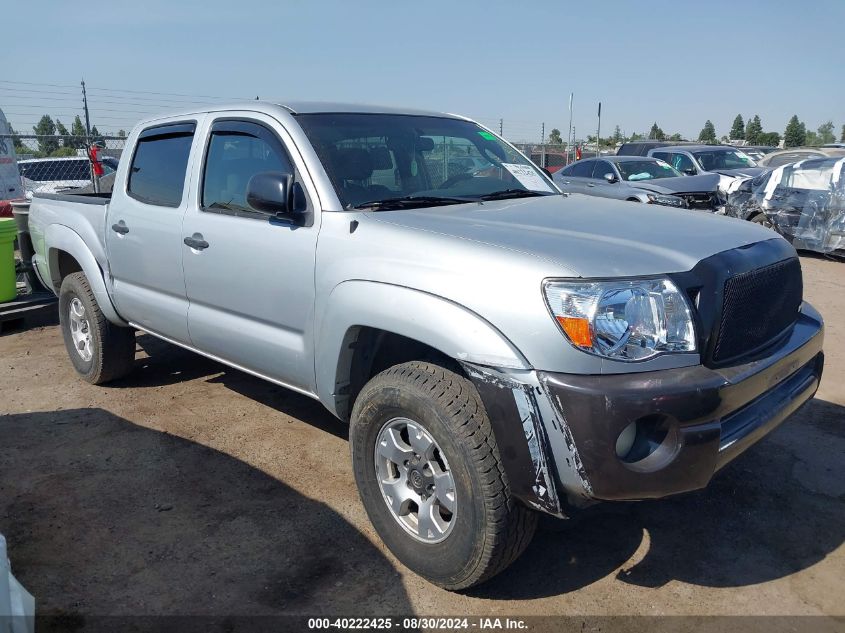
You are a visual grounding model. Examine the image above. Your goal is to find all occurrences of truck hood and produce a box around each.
[631,173,720,195]
[369,194,780,278]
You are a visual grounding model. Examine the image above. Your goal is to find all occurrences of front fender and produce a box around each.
[314,280,529,415]
[43,224,126,325]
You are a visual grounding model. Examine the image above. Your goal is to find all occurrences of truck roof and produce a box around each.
[135,100,468,128]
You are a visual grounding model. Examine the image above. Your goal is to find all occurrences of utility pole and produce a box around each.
[499,118,503,136]
[567,92,574,165]
[596,101,602,158]
[541,122,546,168]
[81,79,92,136]
[81,79,98,193]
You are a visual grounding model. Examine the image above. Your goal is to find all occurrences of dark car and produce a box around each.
[553,155,722,210]
[616,140,696,156]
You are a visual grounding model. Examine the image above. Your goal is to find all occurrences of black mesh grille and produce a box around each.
[712,258,803,363]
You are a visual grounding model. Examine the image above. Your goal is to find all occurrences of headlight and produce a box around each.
[543,278,697,361]
[646,193,686,208]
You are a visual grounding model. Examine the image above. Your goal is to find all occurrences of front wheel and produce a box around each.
[59,272,135,384]
[350,361,537,590]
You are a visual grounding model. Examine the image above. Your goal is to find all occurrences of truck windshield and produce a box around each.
[692,149,757,170]
[295,113,557,209]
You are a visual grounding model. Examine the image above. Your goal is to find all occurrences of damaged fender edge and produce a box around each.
[460,362,594,518]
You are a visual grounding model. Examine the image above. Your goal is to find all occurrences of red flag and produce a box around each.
[88,145,104,177]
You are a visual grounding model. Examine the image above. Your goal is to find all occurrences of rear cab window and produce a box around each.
[127,122,196,207]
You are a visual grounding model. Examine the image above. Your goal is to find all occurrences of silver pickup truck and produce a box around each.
[28,102,824,590]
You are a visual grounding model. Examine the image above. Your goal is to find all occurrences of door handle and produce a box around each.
[183,235,209,251]
[111,222,129,235]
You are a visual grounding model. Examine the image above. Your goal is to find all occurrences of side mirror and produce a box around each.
[246,172,309,225]
[603,173,618,183]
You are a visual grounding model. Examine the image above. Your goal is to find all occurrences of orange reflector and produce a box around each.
[557,316,592,347]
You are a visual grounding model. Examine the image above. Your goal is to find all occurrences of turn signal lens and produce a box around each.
[557,316,592,347]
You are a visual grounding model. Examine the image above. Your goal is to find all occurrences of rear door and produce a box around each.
[180,113,320,393]
[106,120,201,343]
[557,159,594,193]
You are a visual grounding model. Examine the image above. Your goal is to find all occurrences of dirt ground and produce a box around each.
[1,255,843,621]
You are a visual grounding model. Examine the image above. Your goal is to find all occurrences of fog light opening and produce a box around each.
[616,414,680,473]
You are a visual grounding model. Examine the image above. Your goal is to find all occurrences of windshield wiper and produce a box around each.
[478,189,554,201]
[352,195,475,210]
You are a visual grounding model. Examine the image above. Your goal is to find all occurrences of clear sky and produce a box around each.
[2,0,843,141]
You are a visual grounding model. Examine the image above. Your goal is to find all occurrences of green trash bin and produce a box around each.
[0,218,18,302]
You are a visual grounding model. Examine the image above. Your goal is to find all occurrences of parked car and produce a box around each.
[647,145,764,196]
[18,156,117,199]
[738,145,778,162]
[757,147,845,169]
[28,101,824,590]
[553,156,722,210]
[726,156,845,255]
[615,140,696,156]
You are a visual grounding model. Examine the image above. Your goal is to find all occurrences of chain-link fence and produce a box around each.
[1,134,126,199]
[512,143,575,170]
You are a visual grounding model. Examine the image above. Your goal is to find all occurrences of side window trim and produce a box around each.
[126,120,197,208]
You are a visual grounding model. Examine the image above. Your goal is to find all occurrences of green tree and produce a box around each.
[698,120,717,143]
[668,133,683,141]
[118,129,127,138]
[730,114,745,140]
[547,128,563,144]
[783,115,806,147]
[817,121,835,145]
[68,115,87,149]
[758,131,781,146]
[648,122,665,140]
[745,115,763,144]
[804,131,820,146]
[841,124,845,142]
[71,115,86,136]
[33,114,58,155]
[630,132,644,141]
[50,147,78,157]
[612,125,622,144]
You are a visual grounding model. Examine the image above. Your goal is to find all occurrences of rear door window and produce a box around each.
[128,122,195,207]
[569,160,594,177]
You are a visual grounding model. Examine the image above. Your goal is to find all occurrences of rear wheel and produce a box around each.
[350,361,537,590]
[59,272,135,384]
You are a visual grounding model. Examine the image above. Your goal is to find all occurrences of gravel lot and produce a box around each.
[1,255,843,622]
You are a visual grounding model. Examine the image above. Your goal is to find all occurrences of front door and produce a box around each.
[106,121,200,343]
[181,114,320,393]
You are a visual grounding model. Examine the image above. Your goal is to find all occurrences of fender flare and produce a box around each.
[314,280,529,414]
[44,224,126,325]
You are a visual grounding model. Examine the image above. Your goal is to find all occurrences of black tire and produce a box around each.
[58,271,135,384]
[350,361,537,590]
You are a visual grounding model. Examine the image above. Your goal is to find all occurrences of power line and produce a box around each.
[0,78,238,101]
